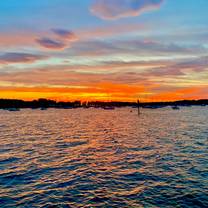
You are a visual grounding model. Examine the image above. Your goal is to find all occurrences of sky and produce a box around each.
[0,0,208,102]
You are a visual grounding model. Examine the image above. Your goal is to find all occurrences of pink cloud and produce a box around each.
[90,0,164,20]
[36,29,79,50]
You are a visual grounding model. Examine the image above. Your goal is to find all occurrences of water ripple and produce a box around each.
[0,107,207,207]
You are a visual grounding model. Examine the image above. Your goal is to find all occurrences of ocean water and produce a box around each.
[0,107,207,208]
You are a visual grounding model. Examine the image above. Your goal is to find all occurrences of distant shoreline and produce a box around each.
[0,98,208,109]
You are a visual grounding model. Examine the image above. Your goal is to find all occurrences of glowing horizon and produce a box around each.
[0,0,208,102]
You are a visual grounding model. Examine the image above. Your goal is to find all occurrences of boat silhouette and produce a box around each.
[103,106,115,110]
[6,108,20,112]
[172,106,180,110]
[40,107,47,110]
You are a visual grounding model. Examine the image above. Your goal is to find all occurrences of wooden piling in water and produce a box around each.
[137,100,140,115]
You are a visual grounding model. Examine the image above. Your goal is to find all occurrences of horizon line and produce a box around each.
[1,97,208,104]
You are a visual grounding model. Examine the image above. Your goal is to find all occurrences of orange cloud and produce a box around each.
[149,86,208,101]
[0,83,207,102]
[0,82,148,102]
[0,56,207,102]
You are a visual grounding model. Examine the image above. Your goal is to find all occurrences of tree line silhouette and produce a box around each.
[0,98,207,109]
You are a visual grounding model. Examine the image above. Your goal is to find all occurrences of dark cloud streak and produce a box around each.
[36,37,67,50]
[52,29,78,41]
[0,52,47,64]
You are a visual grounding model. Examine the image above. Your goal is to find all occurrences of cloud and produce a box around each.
[52,29,78,41]
[78,23,146,39]
[0,52,47,64]
[68,40,120,56]
[0,67,150,101]
[1,56,207,86]
[1,55,207,101]
[144,56,208,77]
[36,37,67,50]
[0,32,37,48]
[0,23,144,50]
[148,86,208,101]
[0,67,146,86]
[90,0,164,20]
[36,29,78,50]
[116,40,206,55]
[67,39,206,57]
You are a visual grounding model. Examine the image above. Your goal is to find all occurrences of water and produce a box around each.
[0,107,207,207]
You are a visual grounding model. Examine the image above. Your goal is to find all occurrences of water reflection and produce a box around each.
[0,107,207,207]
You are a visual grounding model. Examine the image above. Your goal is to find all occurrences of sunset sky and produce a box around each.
[0,0,208,101]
